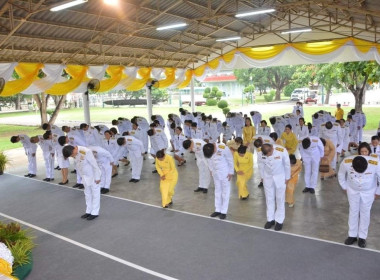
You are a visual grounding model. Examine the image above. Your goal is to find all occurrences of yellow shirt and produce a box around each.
[233,151,253,175]
[155,154,178,180]
[335,108,344,120]
[243,126,256,144]
[281,132,298,155]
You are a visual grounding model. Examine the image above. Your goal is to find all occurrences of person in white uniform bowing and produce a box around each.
[63,145,102,221]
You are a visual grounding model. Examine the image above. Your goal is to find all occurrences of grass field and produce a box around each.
[1,103,379,151]
[0,125,44,151]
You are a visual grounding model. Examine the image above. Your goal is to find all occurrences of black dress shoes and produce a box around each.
[219,214,227,220]
[71,169,77,174]
[274,223,283,231]
[72,183,80,188]
[101,188,109,194]
[203,189,208,193]
[29,174,36,178]
[264,220,275,229]
[24,174,31,177]
[302,188,310,193]
[258,181,264,188]
[58,180,69,185]
[129,179,135,182]
[358,238,366,248]
[87,215,98,220]
[112,173,118,178]
[194,187,203,192]
[77,184,84,189]
[309,188,315,194]
[210,212,221,218]
[81,213,91,219]
[344,237,358,245]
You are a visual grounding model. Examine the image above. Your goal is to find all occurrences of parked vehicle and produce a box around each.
[290,88,310,101]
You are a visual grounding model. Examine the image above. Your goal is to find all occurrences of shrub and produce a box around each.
[264,92,275,102]
[222,107,230,115]
[283,83,298,97]
[217,100,228,109]
[204,87,211,94]
[206,99,217,106]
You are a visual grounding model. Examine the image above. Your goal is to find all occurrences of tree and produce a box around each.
[336,61,380,111]
[265,66,296,101]
[234,68,268,95]
[151,88,168,102]
[0,94,24,110]
[314,63,341,105]
[33,93,66,126]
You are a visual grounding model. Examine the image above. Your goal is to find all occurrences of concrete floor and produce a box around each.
[4,130,380,251]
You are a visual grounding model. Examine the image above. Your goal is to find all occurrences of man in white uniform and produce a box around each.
[63,145,102,221]
[31,133,55,181]
[88,146,114,194]
[183,139,211,193]
[319,121,342,170]
[259,143,290,231]
[10,135,37,177]
[250,111,262,130]
[203,142,234,220]
[338,155,380,248]
[117,135,144,182]
[299,137,324,193]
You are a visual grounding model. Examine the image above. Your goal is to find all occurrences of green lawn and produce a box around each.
[0,125,44,151]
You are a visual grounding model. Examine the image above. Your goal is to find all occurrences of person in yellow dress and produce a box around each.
[233,145,253,200]
[335,103,344,121]
[281,125,298,155]
[243,117,256,151]
[155,150,178,208]
[286,154,302,207]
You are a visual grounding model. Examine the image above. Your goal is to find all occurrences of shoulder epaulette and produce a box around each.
[79,150,86,155]
[369,160,378,165]
[370,154,378,158]
[218,145,225,149]
[312,139,318,142]
[275,147,284,152]
[344,159,353,163]
[257,147,262,152]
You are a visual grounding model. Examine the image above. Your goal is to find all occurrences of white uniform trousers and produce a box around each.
[43,154,55,179]
[130,153,143,180]
[196,158,211,189]
[142,133,149,153]
[358,128,363,142]
[99,161,112,190]
[263,181,286,223]
[213,177,231,214]
[347,188,375,239]
[83,176,101,215]
[303,157,320,189]
[235,127,243,138]
[27,152,37,175]
[331,152,337,170]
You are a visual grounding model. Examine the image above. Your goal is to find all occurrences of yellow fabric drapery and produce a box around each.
[45,65,88,95]
[98,65,124,92]
[239,44,288,60]
[0,63,42,97]
[292,38,350,55]
[126,67,151,91]
[157,68,176,88]
[178,69,193,89]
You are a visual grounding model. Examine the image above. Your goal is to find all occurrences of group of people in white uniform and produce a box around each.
[10,102,380,248]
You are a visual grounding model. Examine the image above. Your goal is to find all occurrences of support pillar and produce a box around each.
[146,86,153,120]
[190,77,195,113]
[83,92,91,125]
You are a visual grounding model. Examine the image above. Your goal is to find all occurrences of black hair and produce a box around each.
[10,136,18,143]
[358,142,371,155]
[313,113,319,119]
[222,121,227,126]
[320,138,326,146]
[183,140,192,150]
[42,123,49,130]
[371,136,379,141]
[176,126,183,132]
[79,123,87,129]
[253,138,263,148]
[269,117,276,125]
[235,137,243,144]
[170,122,176,130]
[203,143,214,158]
[285,124,292,130]
[43,131,51,140]
[352,156,368,173]
[302,138,311,149]
[147,129,154,136]
[110,127,118,135]
[289,154,297,165]
[191,122,197,128]
[58,136,67,146]
[112,120,118,125]
[156,150,165,159]
[269,132,278,141]
[122,131,129,136]
[62,145,75,158]
[62,125,69,131]
[117,137,125,146]
[237,145,247,154]
[325,121,333,129]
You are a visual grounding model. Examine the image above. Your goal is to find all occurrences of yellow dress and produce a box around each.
[243,126,256,145]
[233,151,253,199]
[281,132,298,155]
[155,154,178,207]
[275,138,284,147]
[335,108,344,120]
[286,159,302,204]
